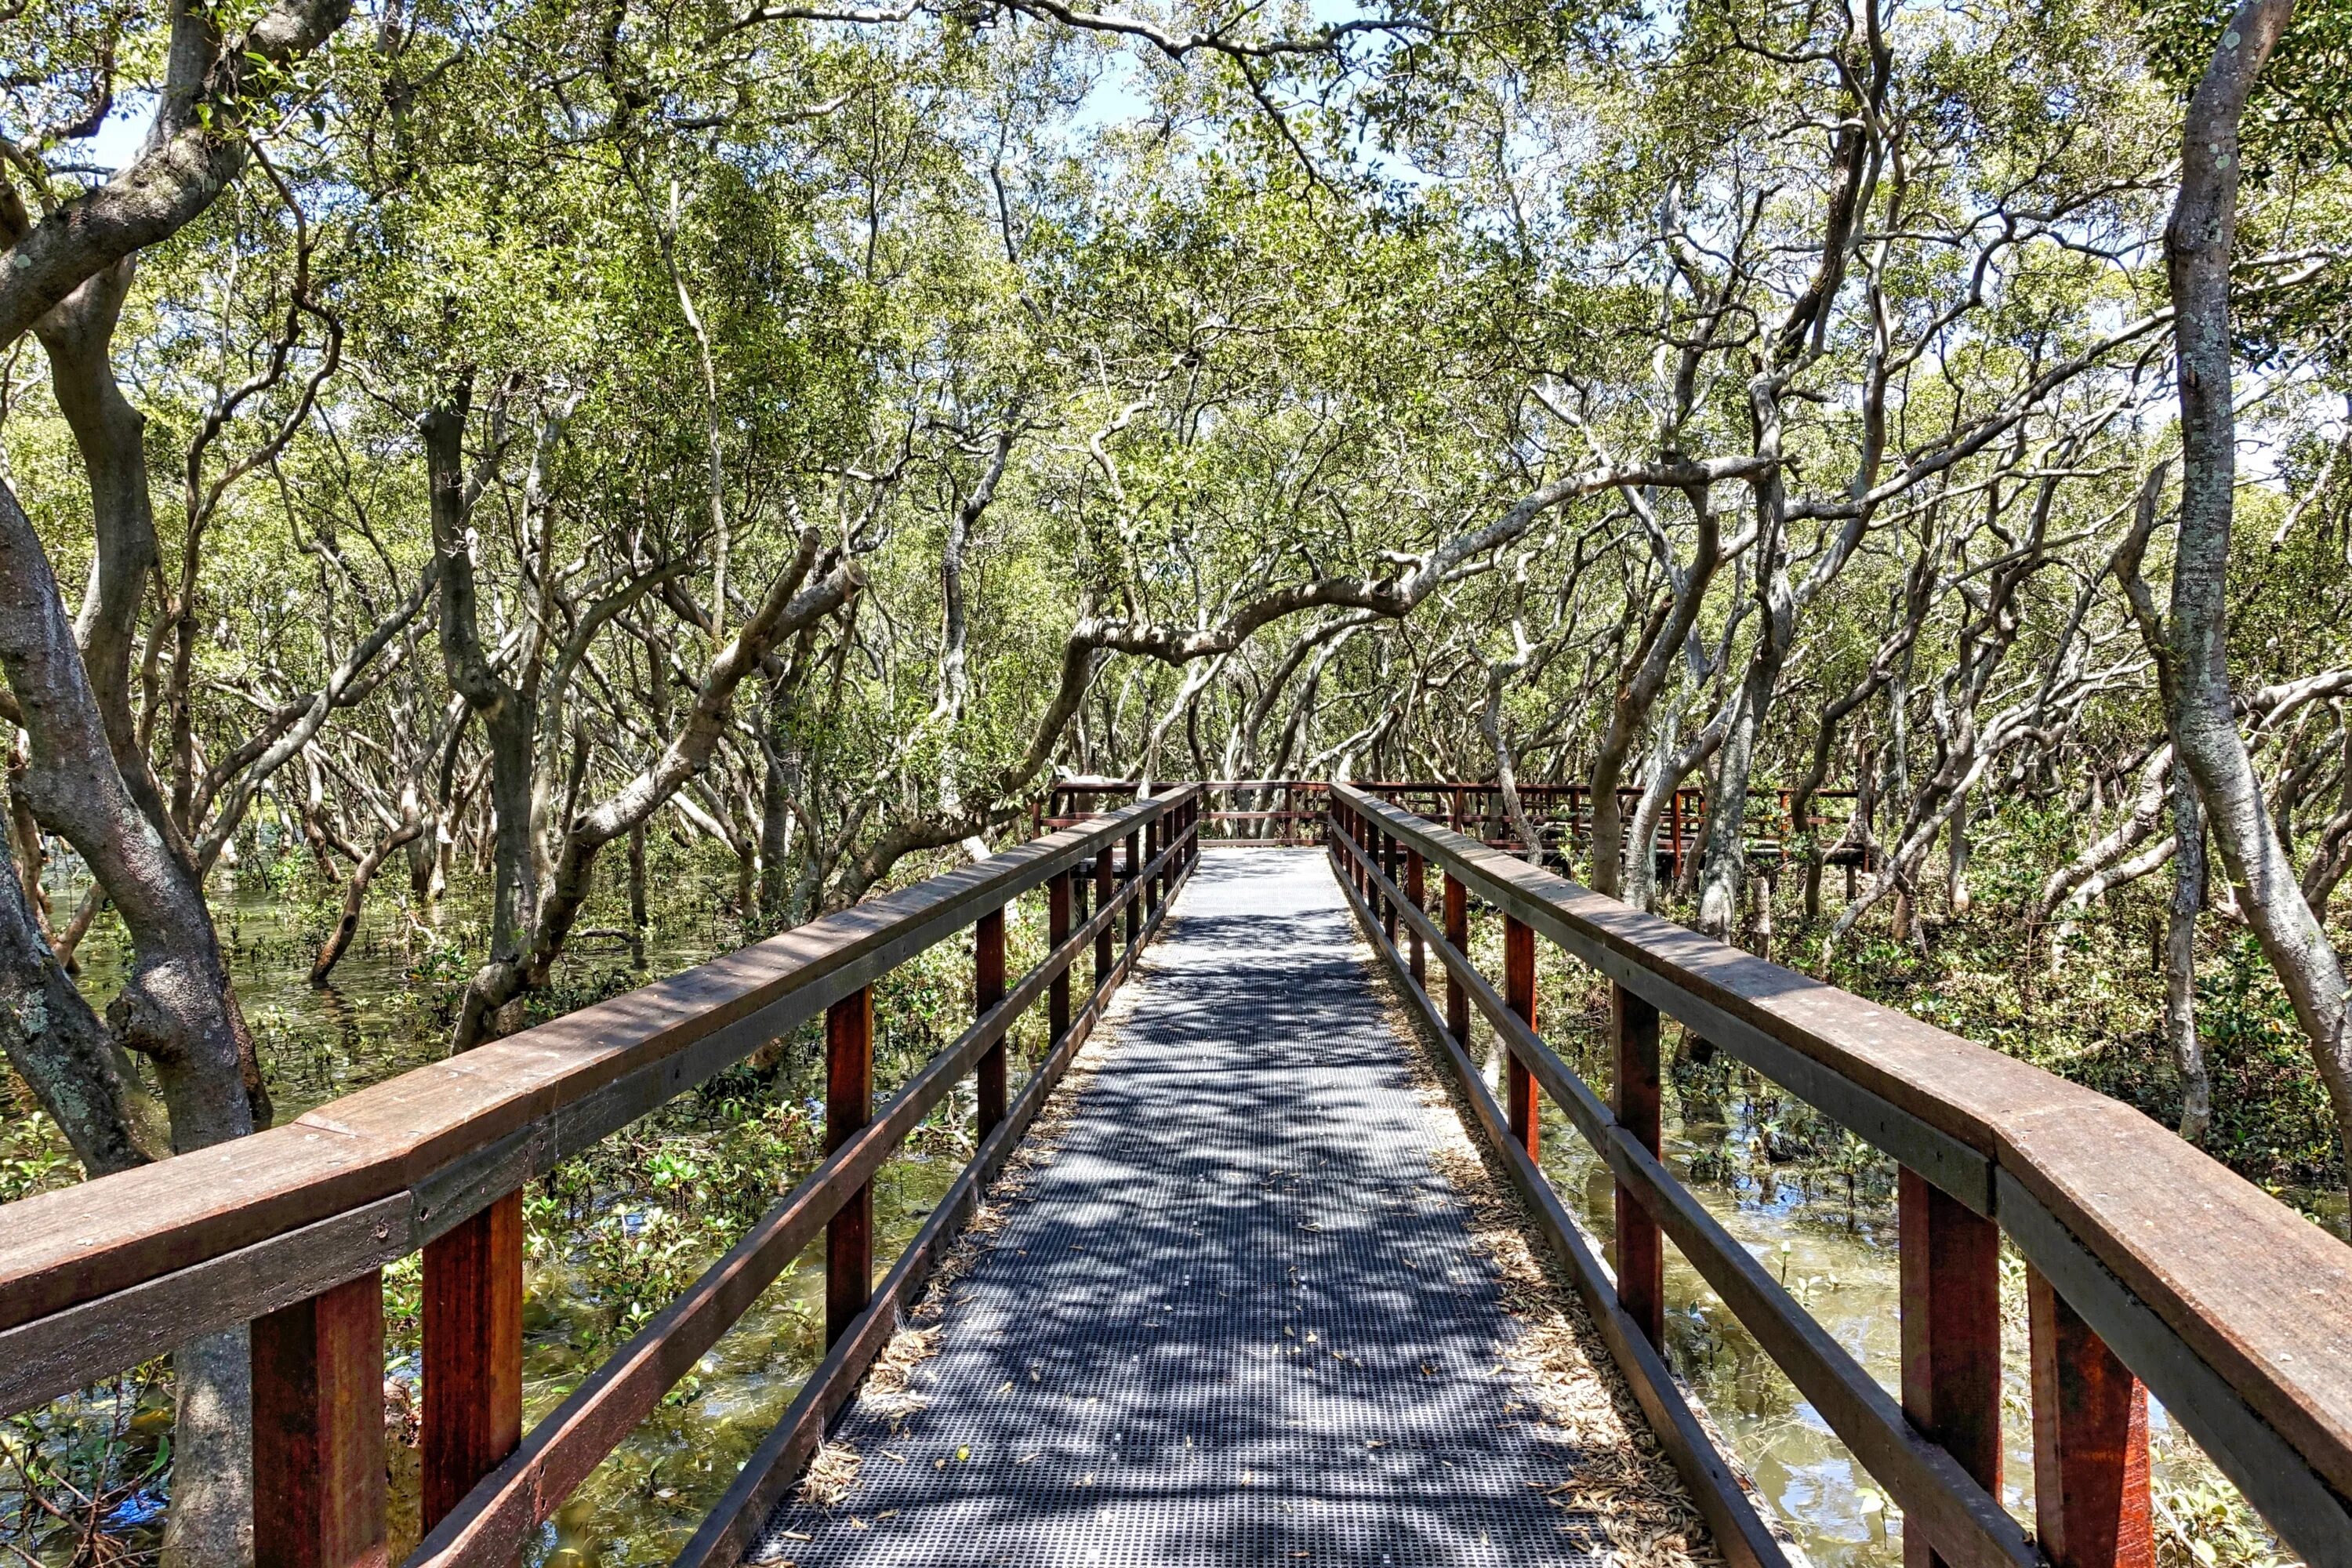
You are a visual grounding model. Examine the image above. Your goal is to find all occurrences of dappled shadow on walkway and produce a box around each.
[753,851,1606,1567]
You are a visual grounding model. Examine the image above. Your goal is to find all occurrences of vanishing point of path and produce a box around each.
[754,848,1617,1566]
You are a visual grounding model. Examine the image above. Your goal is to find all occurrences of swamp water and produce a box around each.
[4,868,1009,1568]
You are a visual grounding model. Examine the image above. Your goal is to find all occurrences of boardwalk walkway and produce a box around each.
[753,849,1614,1566]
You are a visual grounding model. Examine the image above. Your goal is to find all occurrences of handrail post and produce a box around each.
[975,906,1007,1138]
[1095,838,1115,988]
[421,1189,524,1529]
[252,1270,387,1568]
[1380,827,1399,943]
[1048,871,1073,1051]
[1611,985,1664,1348]
[1123,827,1142,949]
[1443,870,1469,1044]
[825,986,874,1345]
[1142,815,1160,920]
[2029,1269,2154,1568]
[1900,1167,2002,1568]
[1405,848,1426,987]
[1504,914,1539,1159]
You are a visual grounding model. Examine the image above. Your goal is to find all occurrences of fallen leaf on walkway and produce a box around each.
[799,1443,861,1507]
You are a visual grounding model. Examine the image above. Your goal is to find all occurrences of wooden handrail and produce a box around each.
[0,789,1204,1568]
[1329,783,2352,1567]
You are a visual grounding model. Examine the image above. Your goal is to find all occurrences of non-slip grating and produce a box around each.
[753,849,1606,1567]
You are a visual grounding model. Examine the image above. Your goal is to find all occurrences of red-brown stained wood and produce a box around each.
[1381,829,1399,943]
[1145,816,1162,916]
[1504,914,1539,1160]
[1048,873,1073,1050]
[1997,1094,2352,1502]
[1900,1166,2002,1568]
[1444,873,1469,1045]
[1336,784,2352,1518]
[1405,849,1426,988]
[422,1189,523,1530]
[1612,983,1664,1349]
[2030,1267,2153,1568]
[825,987,874,1345]
[0,804,1186,1340]
[975,908,1008,1138]
[1095,840,1115,988]
[252,1269,387,1568]
[1124,829,1142,947]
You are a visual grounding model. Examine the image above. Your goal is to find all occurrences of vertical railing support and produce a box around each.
[1670,789,1686,883]
[2030,1269,2154,1568]
[825,985,875,1345]
[252,1271,387,1568]
[1443,872,1469,1044]
[1048,870,1073,1052]
[1610,985,1664,1347]
[975,906,1007,1139]
[1405,848,1426,988]
[1123,828,1142,949]
[1143,815,1160,920]
[1095,840,1115,989]
[421,1189,523,1529]
[1899,1167,2002,1568]
[1380,828,1399,943]
[1504,914,1539,1160]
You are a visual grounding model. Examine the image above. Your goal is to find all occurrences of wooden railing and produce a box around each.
[1047,778,1864,874]
[0,788,1203,1568]
[1328,785,2352,1568]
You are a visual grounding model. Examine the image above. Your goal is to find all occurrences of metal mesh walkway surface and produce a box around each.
[753,848,1607,1567]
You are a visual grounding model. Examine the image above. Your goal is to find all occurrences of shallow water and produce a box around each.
[1511,1038,2277,1566]
[3,862,1019,1568]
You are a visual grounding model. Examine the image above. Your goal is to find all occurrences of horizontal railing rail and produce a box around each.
[1328,784,2352,1568]
[0,788,1204,1568]
[1045,779,1867,871]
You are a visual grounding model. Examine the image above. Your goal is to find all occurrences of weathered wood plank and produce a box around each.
[1332,826,2036,1568]
[1330,847,1793,1568]
[975,907,1008,1138]
[253,1271,387,1568]
[422,1191,523,1530]
[0,795,1198,1348]
[2029,1266,2152,1568]
[0,1194,413,1416]
[1503,913,1539,1160]
[1900,1167,2004,1568]
[1334,786,2352,1560]
[666,880,1190,1568]
[826,987,876,1345]
[400,831,1195,1568]
[1612,982,1664,1349]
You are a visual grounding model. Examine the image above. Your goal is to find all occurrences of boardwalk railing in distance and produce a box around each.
[1329,784,2352,1568]
[0,788,1203,1568]
[1044,778,1865,875]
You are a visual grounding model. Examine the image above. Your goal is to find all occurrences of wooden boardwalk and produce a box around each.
[8,782,2351,1568]
[752,851,1626,1566]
